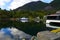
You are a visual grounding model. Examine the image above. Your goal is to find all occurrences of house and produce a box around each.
[20,17,29,22]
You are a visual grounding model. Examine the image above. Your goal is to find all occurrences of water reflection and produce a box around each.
[0,27,32,40]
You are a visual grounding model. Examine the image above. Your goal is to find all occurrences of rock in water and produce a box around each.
[37,31,60,40]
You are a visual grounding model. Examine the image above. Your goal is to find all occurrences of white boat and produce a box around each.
[45,13,60,28]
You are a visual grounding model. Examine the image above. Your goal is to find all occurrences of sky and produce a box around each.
[0,0,53,10]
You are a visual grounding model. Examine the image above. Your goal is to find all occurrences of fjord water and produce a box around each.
[0,19,47,40]
[0,19,46,35]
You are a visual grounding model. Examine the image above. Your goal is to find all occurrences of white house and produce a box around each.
[20,17,29,22]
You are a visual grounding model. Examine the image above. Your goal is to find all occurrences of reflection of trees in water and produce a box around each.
[0,20,46,35]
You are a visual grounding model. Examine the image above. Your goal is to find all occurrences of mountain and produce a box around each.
[14,1,49,11]
[14,0,60,11]
[44,6,53,10]
[50,0,60,10]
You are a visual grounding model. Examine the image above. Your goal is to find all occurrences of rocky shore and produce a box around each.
[31,31,60,40]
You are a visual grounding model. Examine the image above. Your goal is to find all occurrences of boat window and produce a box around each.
[47,16,57,20]
[58,16,60,20]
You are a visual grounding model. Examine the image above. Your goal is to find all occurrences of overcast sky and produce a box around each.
[0,0,53,10]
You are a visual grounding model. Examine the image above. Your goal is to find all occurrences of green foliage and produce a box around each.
[50,0,60,10]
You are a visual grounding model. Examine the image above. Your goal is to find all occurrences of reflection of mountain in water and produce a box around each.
[0,27,32,40]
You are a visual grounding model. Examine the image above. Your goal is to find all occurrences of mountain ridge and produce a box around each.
[14,1,49,11]
[14,0,60,11]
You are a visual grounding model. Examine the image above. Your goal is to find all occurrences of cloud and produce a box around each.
[0,0,11,9]
[0,0,11,6]
[9,0,39,10]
